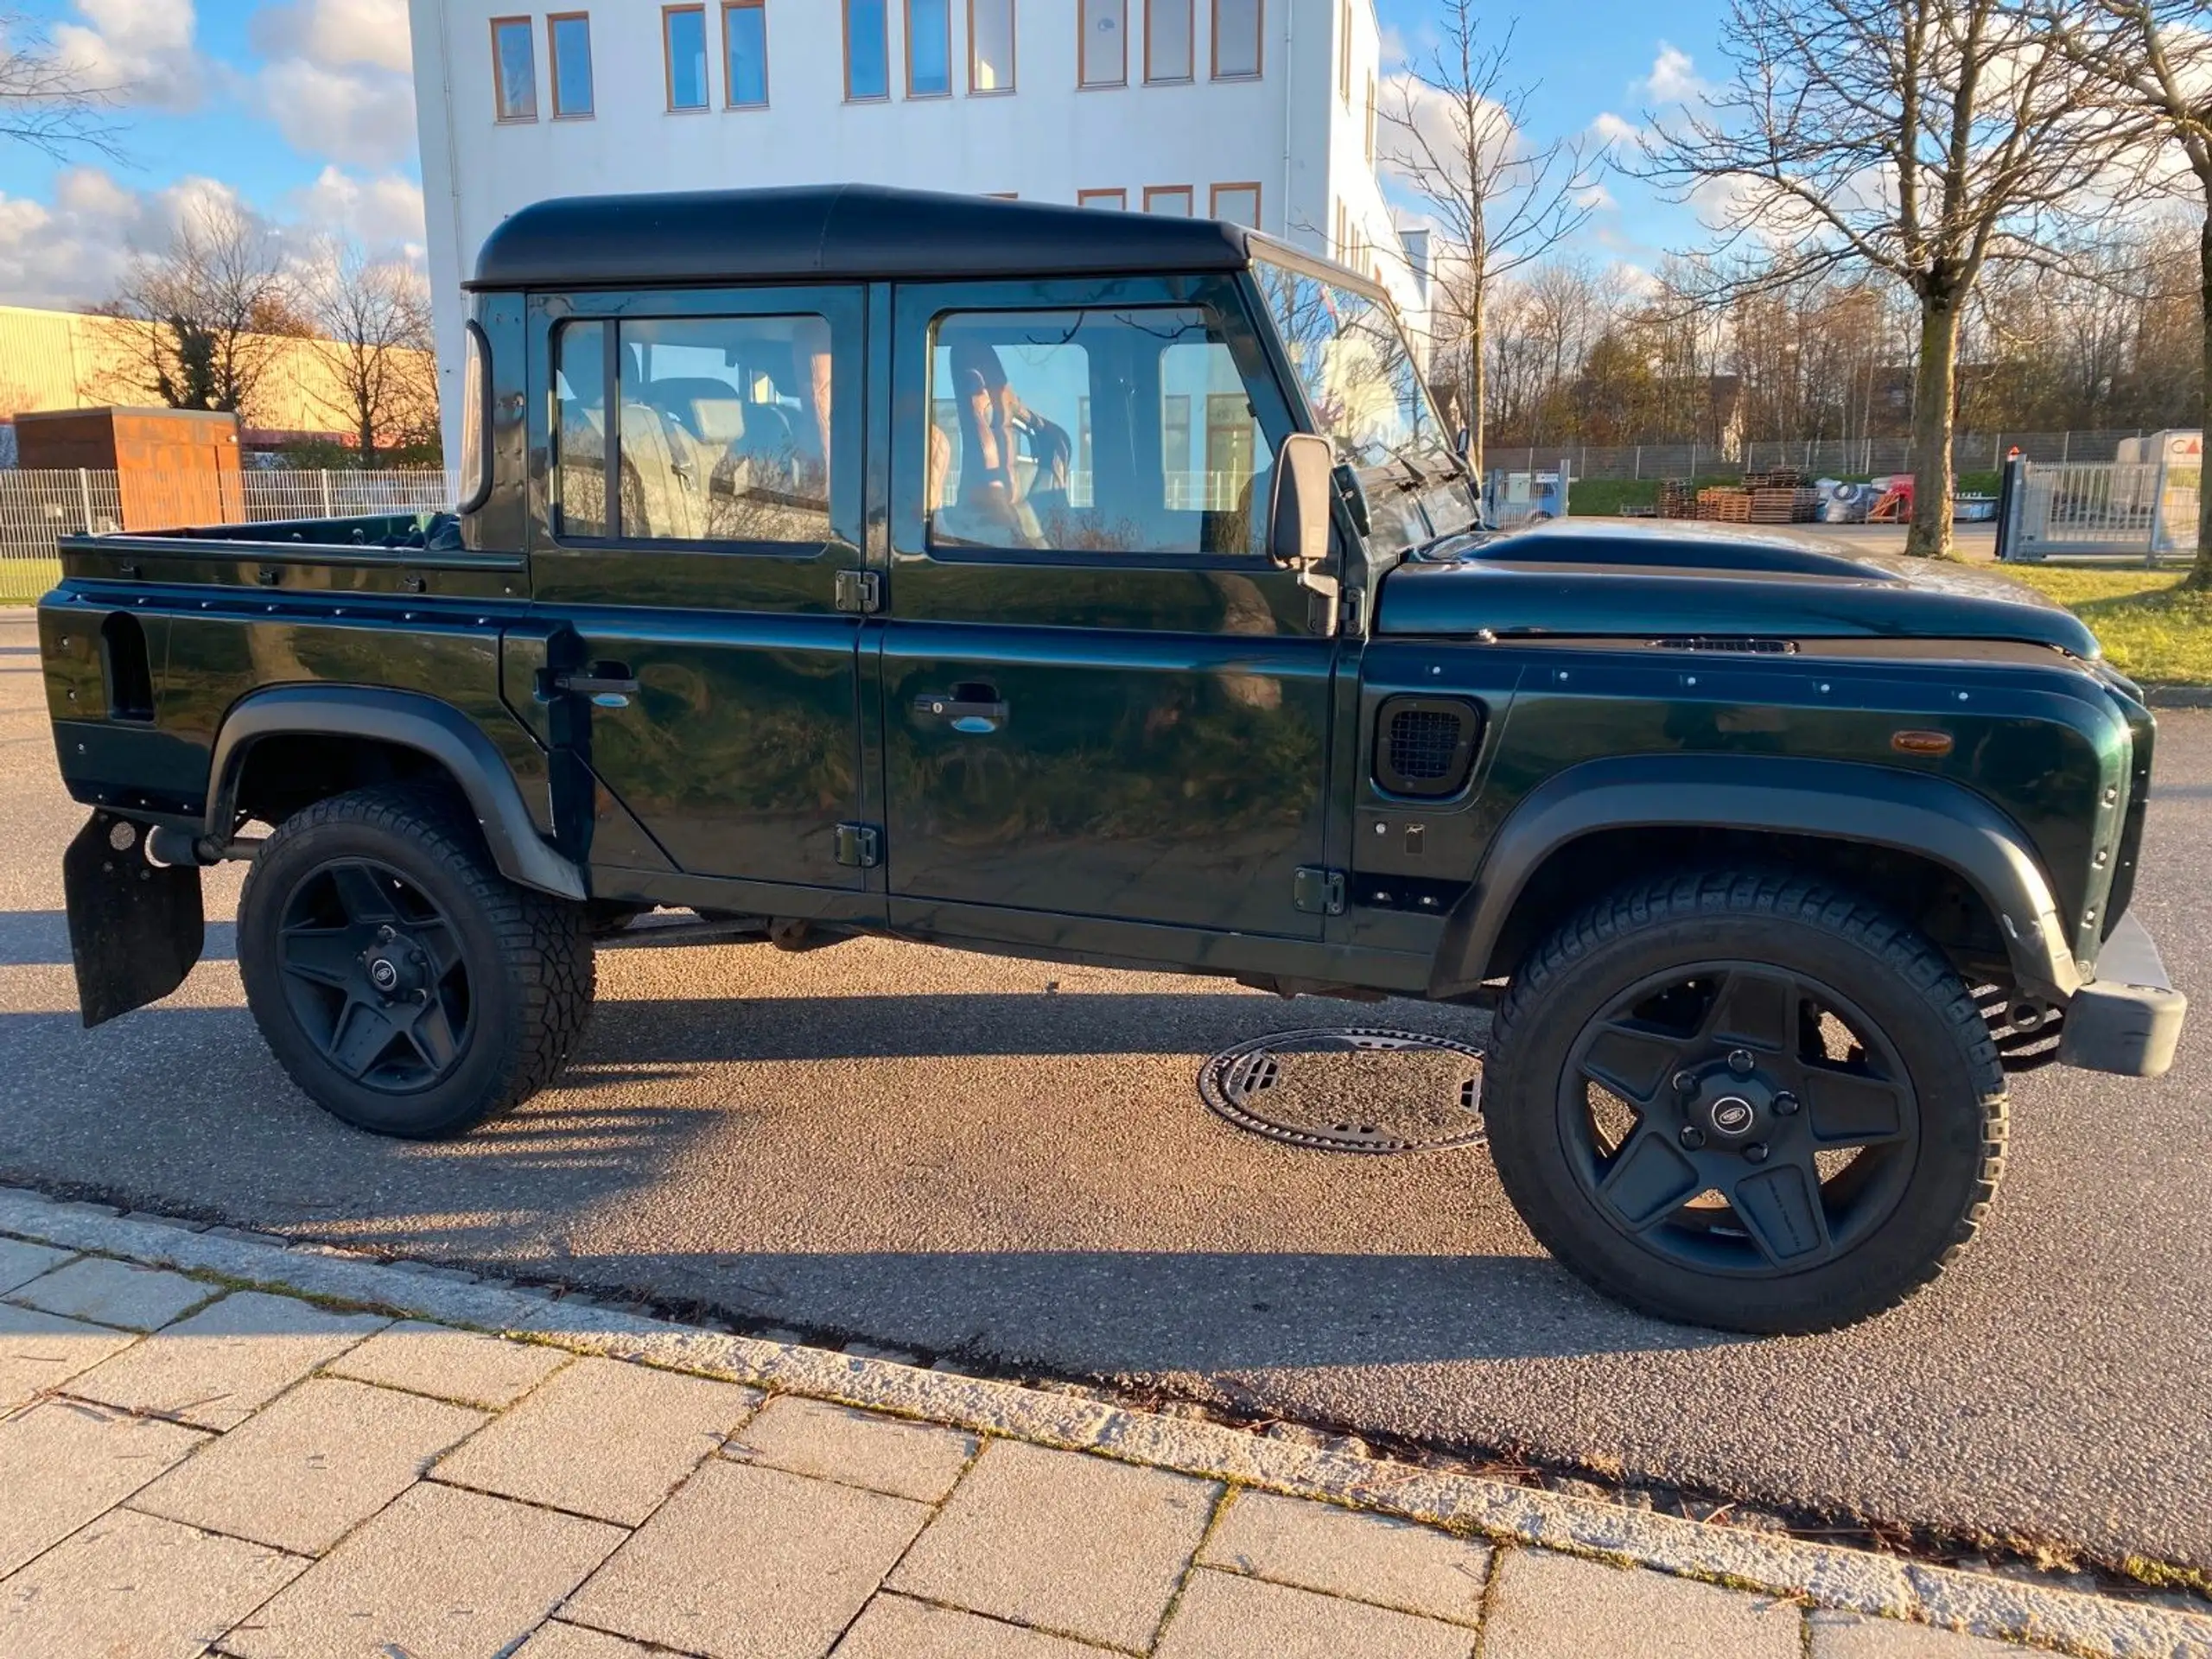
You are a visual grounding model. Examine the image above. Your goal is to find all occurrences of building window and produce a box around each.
[845,0,889,99]
[982,190,1019,199]
[907,0,951,96]
[490,16,536,120]
[1077,188,1128,209]
[548,13,594,118]
[1143,185,1193,215]
[724,0,768,105]
[1209,181,1260,226]
[1364,72,1376,161]
[1146,0,1192,82]
[1338,0,1351,103]
[969,0,1014,92]
[1080,0,1126,86]
[1333,198,1346,257]
[665,6,709,110]
[1211,0,1260,79]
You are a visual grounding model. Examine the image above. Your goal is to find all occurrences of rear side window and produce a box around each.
[553,320,607,538]
[925,306,1274,557]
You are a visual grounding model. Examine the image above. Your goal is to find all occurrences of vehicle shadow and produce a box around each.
[0,910,237,968]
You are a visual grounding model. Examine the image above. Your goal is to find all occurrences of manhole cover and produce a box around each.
[1198,1027,1487,1154]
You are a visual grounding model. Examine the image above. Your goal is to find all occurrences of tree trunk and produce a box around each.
[2189,202,2212,589]
[1466,312,1487,483]
[1905,294,1961,559]
[359,404,377,470]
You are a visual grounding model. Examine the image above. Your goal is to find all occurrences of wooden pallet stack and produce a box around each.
[1697,486,1752,523]
[1658,480,1701,519]
[1740,467,1821,524]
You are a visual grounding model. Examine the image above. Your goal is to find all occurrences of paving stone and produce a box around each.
[832,1592,1126,1657]
[1198,1488,1491,1624]
[434,1355,757,1525]
[1481,1548,1803,1659]
[516,1620,671,1657]
[67,1291,387,1430]
[132,1376,485,1554]
[888,1440,1218,1652]
[224,1480,624,1659]
[0,1507,304,1659]
[563,1459,928,1659]
[0,1398,207,1577]
[1154,1567,1478,1659]
[725,1395,976,1503]
[0,1238,72,1296]
[1808,1610,2034,1656]
[324,1319,571,1408]
[4,1256,215,1332]
[0,1301,138,1412]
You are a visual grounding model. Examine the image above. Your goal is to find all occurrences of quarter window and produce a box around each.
[553,321,608,539]
[1147,0,1192,81]
[1080,0,1126,86]
[969,0,1014,91]
[925,307,1274,556]
[665,6,709,110]
[724,0,768,105]
[491,16,536,120]
[907,0,951,96]
[549,13,594,117]
[845,0,889,99]
[1212,0,1261,79]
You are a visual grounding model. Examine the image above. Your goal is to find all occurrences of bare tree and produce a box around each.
[1635,0,2133,555]
[1379,0,1598,480]
[302,238,438,464]
[2036,0,2212,581]
[1,11,122,160]
[100,198,301,418]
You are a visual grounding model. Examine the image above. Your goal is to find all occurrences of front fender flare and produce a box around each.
[206,684,586,902]
[1428,753,2079,1002]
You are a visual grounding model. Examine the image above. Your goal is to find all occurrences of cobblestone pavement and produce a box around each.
[4,1195,2205,1659]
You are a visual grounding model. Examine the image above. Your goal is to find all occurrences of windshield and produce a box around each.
[1253,257,1478,556]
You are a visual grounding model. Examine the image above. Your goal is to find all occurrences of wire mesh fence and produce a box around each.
[0,469,455,601]
[1487,430,2164,483]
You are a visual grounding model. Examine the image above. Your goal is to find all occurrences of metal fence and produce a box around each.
[1491,430,2161,483]
[0,469,455,601]
[2000,457,2202,563]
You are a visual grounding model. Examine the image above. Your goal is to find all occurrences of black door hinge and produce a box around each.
[834,823,881,868]
[1293,867,1346,916]
[835,570,882,614]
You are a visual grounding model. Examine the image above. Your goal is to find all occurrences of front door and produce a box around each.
[878,277,1336,940]
[520,285,870,889]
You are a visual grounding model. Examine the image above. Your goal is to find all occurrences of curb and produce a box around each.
[2,1186,2206,1659]
[2144,685,2212,709]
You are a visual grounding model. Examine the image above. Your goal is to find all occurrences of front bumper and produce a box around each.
[2058,912,2186,1078]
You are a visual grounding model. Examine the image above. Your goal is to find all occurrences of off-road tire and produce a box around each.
[1483,869,2006,1334]
[238,785,594,1138]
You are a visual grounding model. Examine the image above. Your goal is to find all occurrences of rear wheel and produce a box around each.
[1483,870,2005,1333]
[238,786,594,1138]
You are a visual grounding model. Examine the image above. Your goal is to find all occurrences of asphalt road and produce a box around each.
[3,608,2209,1571]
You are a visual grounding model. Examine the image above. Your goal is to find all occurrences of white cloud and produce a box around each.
[1576,182,1618,212]
[1640,42,1709,105]
[249,0,411,74]
[1592,111,1641,149]
[292,165,426,258]
[48,0,218,114]
[259,55,416,168]
[0,167,245,309]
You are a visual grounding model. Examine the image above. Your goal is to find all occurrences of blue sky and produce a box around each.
[0,0,1726,311]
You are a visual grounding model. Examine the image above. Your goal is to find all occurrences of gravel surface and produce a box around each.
[2,608,2206,1570]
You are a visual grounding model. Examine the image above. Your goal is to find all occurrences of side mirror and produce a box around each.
[1453,426,1471,459]
[1269,433,1334,572]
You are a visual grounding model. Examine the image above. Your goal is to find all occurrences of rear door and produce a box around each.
[877,276,1337,940]
[517,285,871,889]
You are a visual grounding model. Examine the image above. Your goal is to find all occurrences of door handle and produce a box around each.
[913,683,1007,734]
[549,662,640,707]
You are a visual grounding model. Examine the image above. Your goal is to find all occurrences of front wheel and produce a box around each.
[238,786,595,1139]
[1483,871,2006,1334]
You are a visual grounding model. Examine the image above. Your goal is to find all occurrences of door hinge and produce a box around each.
[835,570,882,614]
[1293,867,1346,916]
[834,823,881,868]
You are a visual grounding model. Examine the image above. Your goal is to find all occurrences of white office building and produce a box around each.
[406,0,1417,454]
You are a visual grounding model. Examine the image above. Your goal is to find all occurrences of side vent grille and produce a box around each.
[1375,696,1482,798]
[1653,636,1797,654]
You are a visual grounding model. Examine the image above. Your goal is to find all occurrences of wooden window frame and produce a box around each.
[722,0,769,107]
[1143,184,1194,215]
[1144,0,1192,84]
[906,0,952,99]
[843,0,890,101]
[1079,0,1127,87]
[967,0,1016,92]
[1208,181,1261,225]
[1209,0,1262,81]
[663,3,709,111]
[1364,70,1376,161]
[1338,0,1351,103]
[489,16,537,122]
[547,11,594,119]
[1077,188,1128,209]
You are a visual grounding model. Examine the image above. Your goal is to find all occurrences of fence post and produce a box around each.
[319,471,334,517]
[2061,432,2069,464]
[76,468,92,531]
[1633,445,1641,480]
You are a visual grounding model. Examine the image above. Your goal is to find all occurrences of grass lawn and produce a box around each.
[2001,566,2212,685]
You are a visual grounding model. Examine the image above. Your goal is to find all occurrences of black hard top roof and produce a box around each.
[469,183,1280,291]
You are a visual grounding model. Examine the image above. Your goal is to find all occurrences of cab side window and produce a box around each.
[553,320,608,539]
[925,306,1273,557]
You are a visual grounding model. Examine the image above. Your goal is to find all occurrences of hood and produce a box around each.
[1376,519,2097,658]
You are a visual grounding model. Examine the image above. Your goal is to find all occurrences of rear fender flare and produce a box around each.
[207,684,586,902]
[1429,753,2079,1002]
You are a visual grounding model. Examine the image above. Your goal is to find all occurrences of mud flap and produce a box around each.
[62,810,204,1028]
